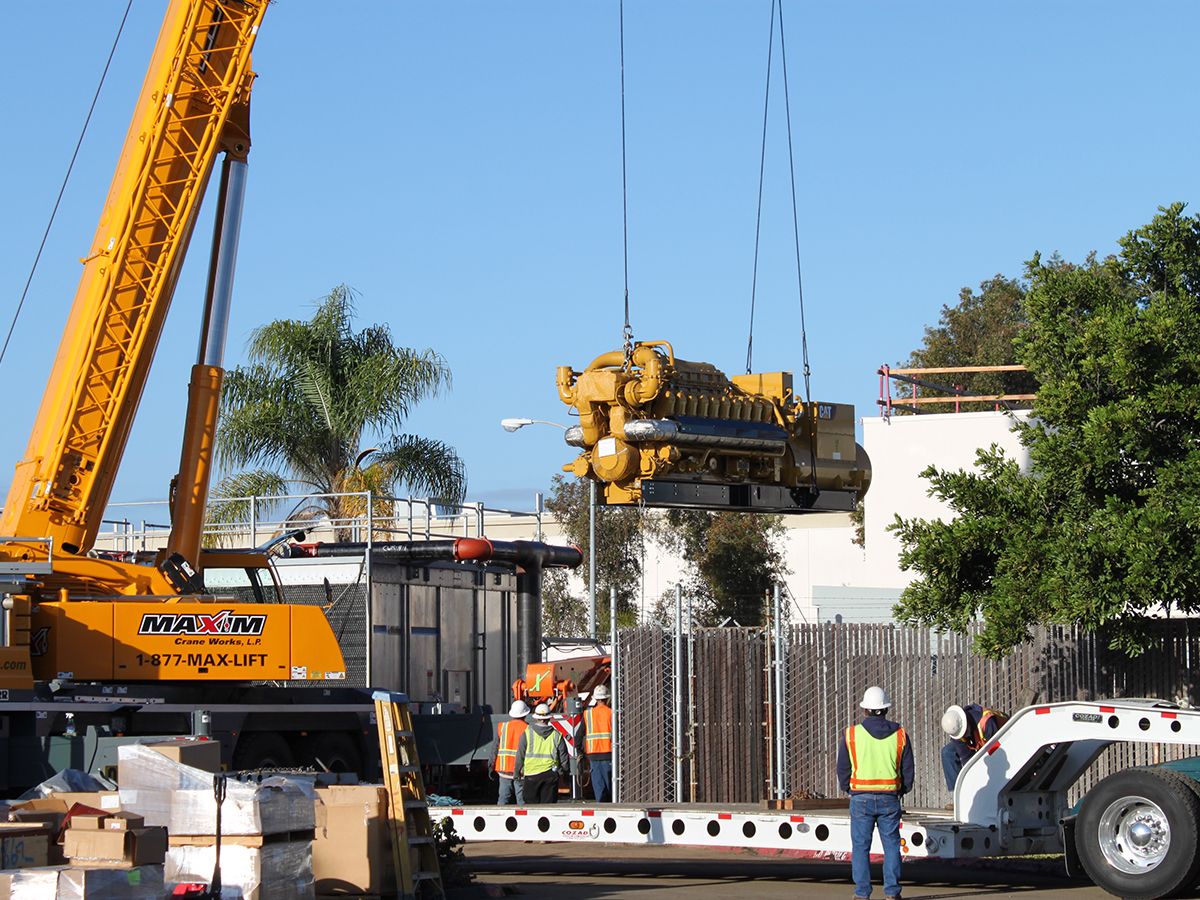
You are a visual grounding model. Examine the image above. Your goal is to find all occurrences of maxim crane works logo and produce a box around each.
[137,609,266,636]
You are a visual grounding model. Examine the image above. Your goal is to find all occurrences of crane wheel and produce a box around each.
[232,732,296,771]
[304,732,364,775]
[1075,767,1200,899]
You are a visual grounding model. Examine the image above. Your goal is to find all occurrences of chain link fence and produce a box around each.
[616,618,1200,808]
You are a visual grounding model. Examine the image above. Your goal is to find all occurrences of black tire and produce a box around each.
[231,732,296,770]
[1075,768,1200,899]
[305,731,364,775]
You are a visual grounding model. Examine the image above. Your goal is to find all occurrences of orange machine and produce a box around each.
[513,655,611,713]
[0,0,345,688]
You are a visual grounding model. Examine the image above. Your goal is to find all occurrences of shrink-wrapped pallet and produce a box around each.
[117,744,314,835]
[0,865,164,899]
[166,840,314,899]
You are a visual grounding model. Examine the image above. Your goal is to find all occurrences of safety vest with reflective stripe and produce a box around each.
[845,724,906,793]
[969,708,1007,751]
[495,719,527,776]
[523,728,562,777]
[584,704,613,755]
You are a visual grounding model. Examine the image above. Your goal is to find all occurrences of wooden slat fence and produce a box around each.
[616,619,1200,807]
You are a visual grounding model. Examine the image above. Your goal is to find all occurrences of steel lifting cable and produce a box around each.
[743,1,819,491]
[745,1,814,404]
[776,0,815,410]
[0,0,136,369]
[746,0,777,375]
[619,0,634,364]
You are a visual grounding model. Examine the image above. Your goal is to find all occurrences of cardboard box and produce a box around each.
[69,814,106,831]
[104,812,144,832]
[313,785,393,895]
[64,825,166,868]
[0,822,50,870]
[143,738,222,774]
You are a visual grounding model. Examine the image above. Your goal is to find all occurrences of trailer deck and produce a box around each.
[449,802,993,859]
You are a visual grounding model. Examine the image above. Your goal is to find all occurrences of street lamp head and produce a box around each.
[500,417,534,432]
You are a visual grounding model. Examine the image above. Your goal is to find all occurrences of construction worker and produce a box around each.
[581,683,614,802]
[514,702,568,804]
[489,699,530,805]
[941,704,1008,791]
[837,686,913,900]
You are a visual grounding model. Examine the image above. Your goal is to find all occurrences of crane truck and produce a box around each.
[0,0,380,785]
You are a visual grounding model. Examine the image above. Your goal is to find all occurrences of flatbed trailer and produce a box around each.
[454,699,1200,899]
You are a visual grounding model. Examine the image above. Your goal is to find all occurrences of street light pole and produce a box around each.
[588,479,597,640]
[500,416,598,640]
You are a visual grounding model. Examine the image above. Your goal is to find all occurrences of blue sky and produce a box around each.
[1,2,1197,516]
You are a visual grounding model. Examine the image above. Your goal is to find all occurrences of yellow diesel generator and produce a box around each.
[556,341,871,512]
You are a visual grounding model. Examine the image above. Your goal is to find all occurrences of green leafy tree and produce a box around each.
[904,274,1037,409]
[892,204,1200,656]
[542,474,644,634]
[209,285,465,540]
[663,510,787,625]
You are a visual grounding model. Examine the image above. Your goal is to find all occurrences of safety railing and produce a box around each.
[877,364,1035,421]
[93,490,545,554]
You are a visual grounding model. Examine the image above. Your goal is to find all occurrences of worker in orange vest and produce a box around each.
[941,704,1008,791]
[581,684,614,802]
[490,699,530,805]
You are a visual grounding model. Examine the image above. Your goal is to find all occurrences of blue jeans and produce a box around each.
[850,792,902,898]
[497,775,524,805]
[590,759,612,802]
[942,741,964,791]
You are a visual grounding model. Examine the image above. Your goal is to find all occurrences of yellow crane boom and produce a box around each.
[0,0,346,688]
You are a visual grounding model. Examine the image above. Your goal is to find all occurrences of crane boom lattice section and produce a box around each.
[2,0,266,554]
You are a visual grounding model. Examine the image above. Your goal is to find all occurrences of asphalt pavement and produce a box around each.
[450,841,1119,899]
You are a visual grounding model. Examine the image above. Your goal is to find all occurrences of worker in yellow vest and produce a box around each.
[837,686,913,900]
[940,704,1008,791]
[489,699,530,805]
[514,702,569,804]
[581,684,614,802]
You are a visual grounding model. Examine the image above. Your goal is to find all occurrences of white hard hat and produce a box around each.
[533,703,551,719]
[860,686,892,710]
[942,705,968,740]
[593,684,610,701]
[509,700,530,719]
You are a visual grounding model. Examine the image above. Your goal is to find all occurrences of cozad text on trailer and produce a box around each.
[453,699,1200,899]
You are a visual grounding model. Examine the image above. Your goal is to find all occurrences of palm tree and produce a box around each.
[208,285,466,542]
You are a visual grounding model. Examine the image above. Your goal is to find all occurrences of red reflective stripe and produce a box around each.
[582,809,594,816]
[790,815,805,823]
[515,809,528,816]
[451,809,463,815]
[1162,712,1178,719]
[1099,706,1115,713]
[1035,707,1051,715]
[718,813,731,820]
[648,810,662,818]
[986,741,1000,755]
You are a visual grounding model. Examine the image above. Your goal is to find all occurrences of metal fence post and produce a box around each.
[773,582,785,800]
[674,584,684,802]
[611,585,619,804]
[249,495,257,547]
[687,589,696,803]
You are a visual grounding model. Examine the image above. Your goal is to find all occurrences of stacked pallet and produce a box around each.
[118,743,317,899]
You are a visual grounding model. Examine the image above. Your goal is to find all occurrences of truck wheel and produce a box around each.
[1075,768,1200,899]
[232,732,296,770]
